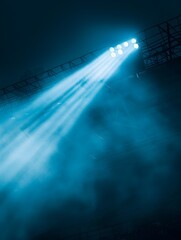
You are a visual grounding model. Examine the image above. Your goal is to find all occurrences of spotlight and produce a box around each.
[117,44,122,49]
[134,43,139,49]
[111,52,116,58]
[118,49,123,55]
[109,47,115,52]
[123,42,129,47]
[131,38,137,43]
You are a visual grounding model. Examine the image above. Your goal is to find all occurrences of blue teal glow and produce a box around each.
[0,42,136,188]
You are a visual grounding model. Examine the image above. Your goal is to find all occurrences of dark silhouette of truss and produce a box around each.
[138,15,181,69]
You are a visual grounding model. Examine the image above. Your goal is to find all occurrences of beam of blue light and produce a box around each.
[0,53,113,181]
[0,40,137,188]
[0,52,109,155]
[12,57,120,185]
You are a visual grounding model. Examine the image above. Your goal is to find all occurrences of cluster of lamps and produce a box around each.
[109,38,139,57]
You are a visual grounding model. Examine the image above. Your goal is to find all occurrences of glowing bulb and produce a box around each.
[117,44,122,49]
[111,52,116,58]
[109,47,115,52]
[118,49,123,55]
[131,38,137,43]
[123,42,129,47]
[134,43,139,49]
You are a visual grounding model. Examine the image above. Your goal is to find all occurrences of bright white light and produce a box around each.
[111,52,116,58]
[117,44,122,49]
[109,47,115,52]
[131,38,137,43]
[118,49,123,55]
[123,42,129,47]
[134,43,139,49]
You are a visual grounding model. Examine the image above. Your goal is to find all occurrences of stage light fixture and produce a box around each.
[123,42,129,47]
[118,49,123,55]
[134,43,139,49]
[109,47,115,52]
[131,38,137,43]
[117,44,122,49]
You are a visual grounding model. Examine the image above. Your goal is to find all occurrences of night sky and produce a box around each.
[0,1,181,240]
[0,0,180,87]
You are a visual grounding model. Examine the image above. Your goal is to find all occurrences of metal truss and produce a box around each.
[138,15,181,69]
[0,15,181,110]
[0,48,103,110]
